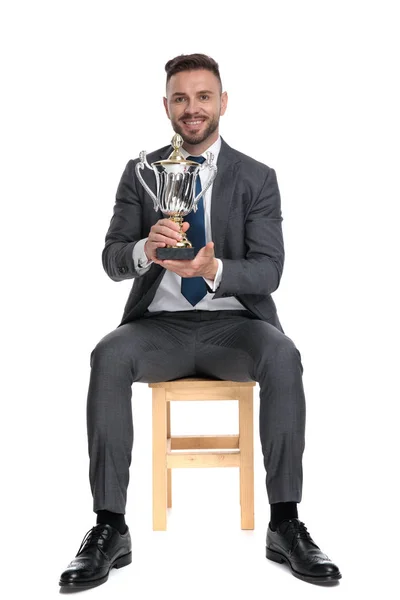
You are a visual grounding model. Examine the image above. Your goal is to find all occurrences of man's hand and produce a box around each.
[153,240,218,281]
[144,218,190,262]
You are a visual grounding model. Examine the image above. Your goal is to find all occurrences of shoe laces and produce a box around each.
[76,524,109,556]
[284,519,319,550]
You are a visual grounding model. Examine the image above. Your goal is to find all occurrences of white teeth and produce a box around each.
[185,120,202,125]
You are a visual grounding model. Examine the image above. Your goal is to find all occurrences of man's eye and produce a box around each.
[200,95,209,100]
[175,97,185,103]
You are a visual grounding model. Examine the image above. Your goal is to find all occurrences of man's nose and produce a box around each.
[185,98,200,113]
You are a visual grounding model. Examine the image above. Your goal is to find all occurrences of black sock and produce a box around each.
[96,510,127,535]
[269,502,298,531]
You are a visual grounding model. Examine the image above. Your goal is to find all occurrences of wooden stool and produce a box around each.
[149,378,256,531]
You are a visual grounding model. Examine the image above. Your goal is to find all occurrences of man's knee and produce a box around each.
[89,330,133,369]
[251,323,303,373]
[274,334,301,357]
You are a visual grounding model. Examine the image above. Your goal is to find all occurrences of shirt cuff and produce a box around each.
[132,238,153,273]
[203,259,222,292]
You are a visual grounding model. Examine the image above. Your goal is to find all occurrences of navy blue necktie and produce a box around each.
[181,155,207,306]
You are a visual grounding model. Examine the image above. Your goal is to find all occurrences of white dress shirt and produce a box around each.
[132,136,246,312]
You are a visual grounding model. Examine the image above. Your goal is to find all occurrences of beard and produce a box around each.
[171,114,219,146]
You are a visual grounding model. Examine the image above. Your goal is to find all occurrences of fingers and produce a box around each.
[195,241,215,256]
[159,218,181,232]
[145,218,185,261]
[152,230,181,245]
[151,224,182,245]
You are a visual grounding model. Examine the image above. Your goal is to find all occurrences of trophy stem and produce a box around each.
[168,215,192,249]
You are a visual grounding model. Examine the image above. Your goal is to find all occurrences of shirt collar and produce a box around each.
[180,135,221,162]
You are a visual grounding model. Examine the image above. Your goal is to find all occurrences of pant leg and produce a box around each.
[87,315,196,514]
[195,313,306,504]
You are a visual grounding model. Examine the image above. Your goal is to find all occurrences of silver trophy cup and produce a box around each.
[135,133,218,259]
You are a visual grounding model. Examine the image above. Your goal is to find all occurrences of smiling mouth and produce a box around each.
[182,118,205,127]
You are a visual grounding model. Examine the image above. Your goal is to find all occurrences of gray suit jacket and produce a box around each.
[102,138,285,328]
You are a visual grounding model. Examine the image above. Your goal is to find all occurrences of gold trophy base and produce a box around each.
[156,216,195,260]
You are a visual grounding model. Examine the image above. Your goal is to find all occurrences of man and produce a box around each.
[59,53,341,589]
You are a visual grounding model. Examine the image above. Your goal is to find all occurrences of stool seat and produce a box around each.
[149,378,255,530]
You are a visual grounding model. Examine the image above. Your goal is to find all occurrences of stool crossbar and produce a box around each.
[149,378,256,531]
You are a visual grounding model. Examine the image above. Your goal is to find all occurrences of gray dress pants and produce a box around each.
[87,309,306,514]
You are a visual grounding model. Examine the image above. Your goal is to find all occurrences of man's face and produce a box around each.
[163,69,227,147]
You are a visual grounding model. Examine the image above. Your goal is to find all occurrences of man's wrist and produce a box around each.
[203,259,222,292]
[144,240,151,262]
[203,258,218,281]
[133,238,153,271]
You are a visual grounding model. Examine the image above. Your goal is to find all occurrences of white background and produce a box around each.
[1,0,399,598]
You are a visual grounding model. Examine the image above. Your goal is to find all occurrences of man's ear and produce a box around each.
[163,97,170,119]
[220,91,228,116]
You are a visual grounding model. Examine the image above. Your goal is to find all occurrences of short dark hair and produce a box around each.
[165,53,222,92]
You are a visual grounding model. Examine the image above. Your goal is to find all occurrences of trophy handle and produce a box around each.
[135,152,159,212]
[192,151,218,212]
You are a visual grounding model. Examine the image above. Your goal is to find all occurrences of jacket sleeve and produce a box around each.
[102,159,149,282]
[212,167,284,298]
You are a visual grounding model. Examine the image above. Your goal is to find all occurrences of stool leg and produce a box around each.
[167,401,172,508]
[239,389,254,529]
[152,388,168,530]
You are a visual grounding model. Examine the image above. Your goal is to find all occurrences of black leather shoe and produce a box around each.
[266,518,341,584]
[59,523,132,589]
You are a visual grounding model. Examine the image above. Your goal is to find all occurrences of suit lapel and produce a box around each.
[210,138,240,257]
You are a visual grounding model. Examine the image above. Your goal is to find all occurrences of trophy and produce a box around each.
[135,133,218,259]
